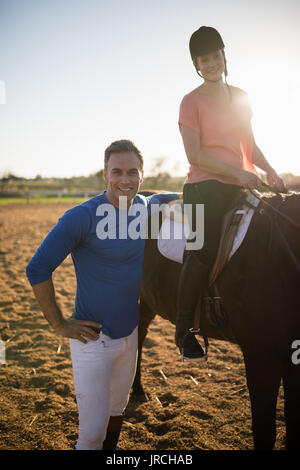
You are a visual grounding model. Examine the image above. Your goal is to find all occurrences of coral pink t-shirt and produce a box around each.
[178,86,258,185]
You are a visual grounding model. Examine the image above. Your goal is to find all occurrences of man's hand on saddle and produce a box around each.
[265,168,287,193]
[54,318,102,343]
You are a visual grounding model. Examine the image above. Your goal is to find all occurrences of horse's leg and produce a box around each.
[242,348,281,450]
[282,359,300,449]
[131,297,156,400]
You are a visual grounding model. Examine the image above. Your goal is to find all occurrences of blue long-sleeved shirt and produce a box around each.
[26,191,178,338]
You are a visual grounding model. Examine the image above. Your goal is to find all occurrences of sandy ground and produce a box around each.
[0,203,287,450]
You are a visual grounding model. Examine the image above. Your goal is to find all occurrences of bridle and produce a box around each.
[249,186,300,273]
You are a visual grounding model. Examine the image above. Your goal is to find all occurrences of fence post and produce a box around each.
[0,340,5,364]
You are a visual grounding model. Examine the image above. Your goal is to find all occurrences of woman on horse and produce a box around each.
[175,26,286,360]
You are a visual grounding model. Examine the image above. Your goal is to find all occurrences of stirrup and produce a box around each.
[180,328,209,362]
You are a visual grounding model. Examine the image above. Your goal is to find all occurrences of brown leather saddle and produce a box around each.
[193,190,261,331]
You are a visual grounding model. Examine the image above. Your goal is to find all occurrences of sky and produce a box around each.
[0,0,300,179]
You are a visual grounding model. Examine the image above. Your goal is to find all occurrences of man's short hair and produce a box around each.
[104,140,144,169]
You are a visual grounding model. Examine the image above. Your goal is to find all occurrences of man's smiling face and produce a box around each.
[103,151,144,208]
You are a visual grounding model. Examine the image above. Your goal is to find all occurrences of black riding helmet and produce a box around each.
[189,26,225,60]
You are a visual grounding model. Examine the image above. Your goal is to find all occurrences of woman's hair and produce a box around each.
[221,50,228,78]
[104,139,144,169]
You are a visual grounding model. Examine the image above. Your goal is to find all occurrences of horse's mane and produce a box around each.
[262,190,300,200]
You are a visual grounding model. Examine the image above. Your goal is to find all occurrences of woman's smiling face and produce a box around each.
[194,49,225,81]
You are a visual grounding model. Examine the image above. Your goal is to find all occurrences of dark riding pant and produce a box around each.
[183,180,241,267]
[175,180,241,345]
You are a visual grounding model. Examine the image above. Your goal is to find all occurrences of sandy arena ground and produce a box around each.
[0,203,287,450]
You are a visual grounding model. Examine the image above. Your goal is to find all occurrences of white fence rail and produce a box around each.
[0,190,100,202]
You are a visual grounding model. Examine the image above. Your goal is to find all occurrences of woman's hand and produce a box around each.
[236,170,263,190]
[54,318,102,343]
[265,168,287,193]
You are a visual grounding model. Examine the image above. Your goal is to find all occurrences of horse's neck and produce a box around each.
[281,192,300,256]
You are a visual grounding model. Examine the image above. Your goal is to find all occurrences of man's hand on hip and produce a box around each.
[54,318,102,343]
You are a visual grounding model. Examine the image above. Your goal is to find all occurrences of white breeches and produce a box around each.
[69,326,138,450]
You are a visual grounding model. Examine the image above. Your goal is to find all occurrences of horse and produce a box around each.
[132,190,300,450]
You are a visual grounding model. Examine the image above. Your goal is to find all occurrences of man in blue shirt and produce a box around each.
[26,139,178,450]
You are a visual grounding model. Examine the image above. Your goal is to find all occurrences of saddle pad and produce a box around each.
[157,192,260,264]
[158,219,187,263]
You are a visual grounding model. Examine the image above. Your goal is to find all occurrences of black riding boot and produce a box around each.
[102,415,123,450]
[176,252,209,361]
